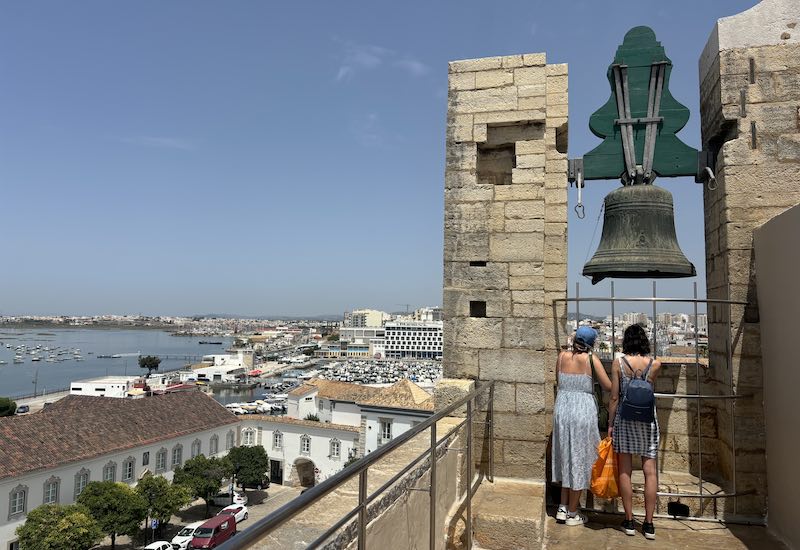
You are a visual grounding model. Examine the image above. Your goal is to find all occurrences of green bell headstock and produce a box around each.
[580,26,698,183]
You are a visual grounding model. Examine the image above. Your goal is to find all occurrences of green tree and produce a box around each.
[77,481,147,550]
[227,446,270,491]
[304,413,320,422]
[0,397,17,417]
[327,334,339,342]
[138,355,162,378]
[136,474,192,532]
[16,504,103,550]
[173,455,232,517]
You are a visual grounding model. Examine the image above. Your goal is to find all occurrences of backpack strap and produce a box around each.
[619,356,631,380]
[642,357,654,382]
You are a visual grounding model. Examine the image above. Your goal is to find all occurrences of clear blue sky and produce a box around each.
[1,1,757,317]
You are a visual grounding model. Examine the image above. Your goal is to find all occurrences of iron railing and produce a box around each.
[556,280,754,518]
[217,381,495,550]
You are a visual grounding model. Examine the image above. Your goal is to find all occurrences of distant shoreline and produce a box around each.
[0,323,178,332]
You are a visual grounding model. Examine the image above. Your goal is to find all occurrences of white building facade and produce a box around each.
[383,321,443,359]
[69,375,139,398]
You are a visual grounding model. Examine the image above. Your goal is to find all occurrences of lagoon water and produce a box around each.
[0,328,234,398]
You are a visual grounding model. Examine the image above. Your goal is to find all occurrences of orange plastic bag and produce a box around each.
[590,436,619,499]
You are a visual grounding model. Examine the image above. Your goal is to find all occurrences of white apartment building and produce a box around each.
[265,378,435,485]
[69,375,139,398]
[383,321,443,360]
[344,309,388,328]
[0,392,239,550]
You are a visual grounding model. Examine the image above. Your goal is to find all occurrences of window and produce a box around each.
[330,439,341,459]
[379,419,393,447]
[191,439,202,458]
[8,485,27,518]
[142,451,150,466]
[9,540,20,550]
[43,477,59,505]
[171,444,183,468]
[74,469,89,499]
[300,435,311,455]
[242,428,256,446]
[209,435,219,456]
[155,448,167,472]
[318,400,323,412]
[102,461,117,482]
[226,430,235,450]
[122,457,135,483]
[273,431,283,450]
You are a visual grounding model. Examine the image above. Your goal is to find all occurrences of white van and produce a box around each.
[170,520,204,550]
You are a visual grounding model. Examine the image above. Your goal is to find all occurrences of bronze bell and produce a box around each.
[583,184,696,284]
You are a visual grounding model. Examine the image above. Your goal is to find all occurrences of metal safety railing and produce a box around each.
[555,281,754,519]
[217,381,495,550]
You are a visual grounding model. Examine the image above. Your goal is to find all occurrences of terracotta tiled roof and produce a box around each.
[0,392,239,480]
[359,379,434,411]
[292,378,433,412]
[245,416,360,433]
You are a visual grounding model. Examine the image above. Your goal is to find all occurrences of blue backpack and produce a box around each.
[620,357,655,423]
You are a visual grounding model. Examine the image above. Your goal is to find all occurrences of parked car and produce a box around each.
[15,405,30,415]
[190,515,236,549]
[144,542,173,550]
[238,476,270,491]
[211,491,247,507]
[170,520,205,550]
[217,504,248,523]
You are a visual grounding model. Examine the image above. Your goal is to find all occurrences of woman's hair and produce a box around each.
[622,324,651,355]
[572,339,590,353]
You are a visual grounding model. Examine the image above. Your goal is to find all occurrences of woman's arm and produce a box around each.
[608,358,620,435]
[592,354,612,391]
[647,359,661,383]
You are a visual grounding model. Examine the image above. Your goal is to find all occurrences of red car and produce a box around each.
[190,515,236,549]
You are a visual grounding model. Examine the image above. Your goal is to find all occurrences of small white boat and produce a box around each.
[0,360,7,365]
[31,357,41,362]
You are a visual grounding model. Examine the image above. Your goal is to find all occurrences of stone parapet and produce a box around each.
[443,52,568,481]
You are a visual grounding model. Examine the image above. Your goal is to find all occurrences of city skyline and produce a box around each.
[2,1,757,316]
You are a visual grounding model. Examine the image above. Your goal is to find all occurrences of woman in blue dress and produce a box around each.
[551,326,611,526]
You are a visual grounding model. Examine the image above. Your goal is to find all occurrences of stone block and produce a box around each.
[451,87,517,113]
[450,123,473,142]
[474,109,546,124]
[523,53,546,66]
[502,55,524,68]
[504,439,548,465]
[505,219,545,233]
[445,261,509,290]
[777,133,800,161]
[544,234,566,260]
[517,84,546,97]
[449,71,476,91]
[434,378,475,414]
[444,231,489,262]
[445,202,492,232]
[546,75,568,94]
[545,63,568,76]
[479,349,547,383]
[544,172,566,189]
[511,168,545,184]
[543,262,567,279]
[546,116,567,129]
[546,91,568,105]
[516,383,546,415]
[473,123,487,143]
[489,233,543,262]
[513,302,545,318]
[545,158,568,173]
[509,275,545,291]
[512,289,545,304]
[547,103,568,119]
[449,57,503,73]
[445,184,494,203]
[445,169,478,189]
[518,96,546,110]
[516,140,546,155]
[503,317,546,349]
[494,412,548,441]
[544,187,567,205]
[494,184,543,201]
[505,200,545,220]
[546,204,568,224]
[444,317,503,350]
[544,221,567,236]
[475,69,514,89]
[442,348,480,379]
[446,142,478,171]
[516,153,546,169]
[492,381,517,413]
[514,66,546,86]
[508,262,544,276]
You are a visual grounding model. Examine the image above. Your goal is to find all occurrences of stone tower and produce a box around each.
[442,53,569,480]
[699,0,800,517]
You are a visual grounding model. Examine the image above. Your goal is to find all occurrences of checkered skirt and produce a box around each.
[612,364,659,458]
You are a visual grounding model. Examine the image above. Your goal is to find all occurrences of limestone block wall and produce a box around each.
[442,53,569,480]
[699,0,800,517]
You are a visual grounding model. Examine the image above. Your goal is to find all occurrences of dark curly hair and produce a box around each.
[622,324,651,355]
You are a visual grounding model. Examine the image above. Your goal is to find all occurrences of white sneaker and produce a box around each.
[555,506,567,522]
[565,512,588,526]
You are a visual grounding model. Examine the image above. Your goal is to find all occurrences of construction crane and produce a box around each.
[396,304,412,314]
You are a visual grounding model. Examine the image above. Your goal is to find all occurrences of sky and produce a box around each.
[0,1,758,317]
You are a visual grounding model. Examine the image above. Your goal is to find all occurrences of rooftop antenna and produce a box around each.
[397,304,412,314]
